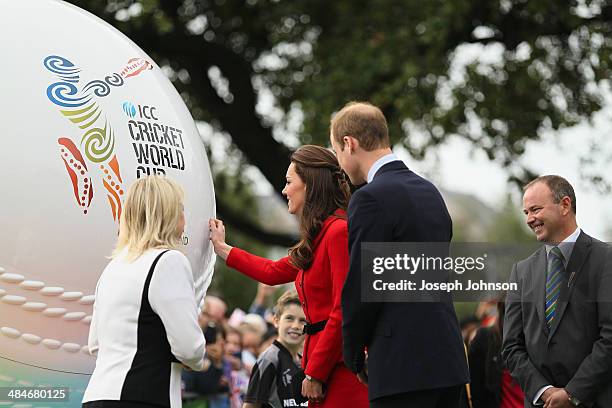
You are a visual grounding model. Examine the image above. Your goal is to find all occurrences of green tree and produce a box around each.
[453,193,534,320]
[486,195,533,243]
[71,0,612,245]
[203,139,293,310]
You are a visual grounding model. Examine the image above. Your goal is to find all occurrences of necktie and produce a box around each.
[545,246,564,328]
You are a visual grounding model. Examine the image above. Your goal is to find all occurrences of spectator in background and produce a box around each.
[249,283,276,320]
[183,324,231,408]
[469,302,523,408]
[460,315,481,345]
[226,327,244,371]
[259,326,278,357]
[199,295,228,329]
[243,290,308,408]
[475,301,498,328]
[225,327,250,408]
[239,314,268,372]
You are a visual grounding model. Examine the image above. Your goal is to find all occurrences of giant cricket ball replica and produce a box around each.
[0,1,216,404]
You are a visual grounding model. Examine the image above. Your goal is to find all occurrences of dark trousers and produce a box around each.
[370,385,463,408]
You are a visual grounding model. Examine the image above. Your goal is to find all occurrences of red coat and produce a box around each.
[227,210,368,406]
[226,211,347,382]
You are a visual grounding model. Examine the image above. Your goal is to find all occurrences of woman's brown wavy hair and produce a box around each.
[287,145,351,270]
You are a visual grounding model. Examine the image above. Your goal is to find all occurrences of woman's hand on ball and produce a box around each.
[208,218,232,260]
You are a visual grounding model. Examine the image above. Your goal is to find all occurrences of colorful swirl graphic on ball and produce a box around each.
[60,103,102,130]
[81,124,115,163]
[43,55,81,82]
[44,55,153,221]
[47,81,91,108]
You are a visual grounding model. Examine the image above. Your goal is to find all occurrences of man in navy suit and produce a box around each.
[330,102,469,408]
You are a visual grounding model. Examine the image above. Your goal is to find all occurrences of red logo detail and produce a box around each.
[57,139,124,220]
[120,57,153,79]
[58,138,93,214]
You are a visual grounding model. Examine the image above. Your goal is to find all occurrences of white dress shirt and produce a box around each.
[366,153,401,183]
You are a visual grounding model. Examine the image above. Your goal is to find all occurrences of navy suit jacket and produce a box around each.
[341,160,470,400]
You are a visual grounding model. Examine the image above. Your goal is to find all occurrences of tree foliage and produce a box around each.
[72,0,612,243]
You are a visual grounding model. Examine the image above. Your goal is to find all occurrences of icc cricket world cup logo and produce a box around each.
[44,55,153,221]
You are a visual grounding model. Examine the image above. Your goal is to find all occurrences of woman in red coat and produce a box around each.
[209,145,368,407]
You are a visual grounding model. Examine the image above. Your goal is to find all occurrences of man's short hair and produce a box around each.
[523,175,577,214]
[330,101,390,151]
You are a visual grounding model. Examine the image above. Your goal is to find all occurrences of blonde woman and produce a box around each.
[83,175,205,408]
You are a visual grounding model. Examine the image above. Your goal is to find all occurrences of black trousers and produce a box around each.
[370,385,463,408]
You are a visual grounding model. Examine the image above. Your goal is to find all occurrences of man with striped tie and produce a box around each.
[502,175,612,408]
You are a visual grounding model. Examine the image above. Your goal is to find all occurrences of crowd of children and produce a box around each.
[183,285,308,408]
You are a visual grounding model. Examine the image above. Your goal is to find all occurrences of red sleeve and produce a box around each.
[304,221,348,381]
[226,247,298,286]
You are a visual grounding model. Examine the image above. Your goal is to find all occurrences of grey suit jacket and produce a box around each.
[502,232,612,408]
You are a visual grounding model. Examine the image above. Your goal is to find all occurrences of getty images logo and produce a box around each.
[122,101,137,118]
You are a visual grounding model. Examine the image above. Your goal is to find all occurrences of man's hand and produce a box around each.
[544,389,572,408]
[302,377,325,403]
[542,387,562,403]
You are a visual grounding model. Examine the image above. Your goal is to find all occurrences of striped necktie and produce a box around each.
[545,246,564,328]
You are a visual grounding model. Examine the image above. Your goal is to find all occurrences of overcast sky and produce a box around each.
[401,99,612,240]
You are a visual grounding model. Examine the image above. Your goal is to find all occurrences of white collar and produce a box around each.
[545,226,581,264]
[367,153,400,183]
